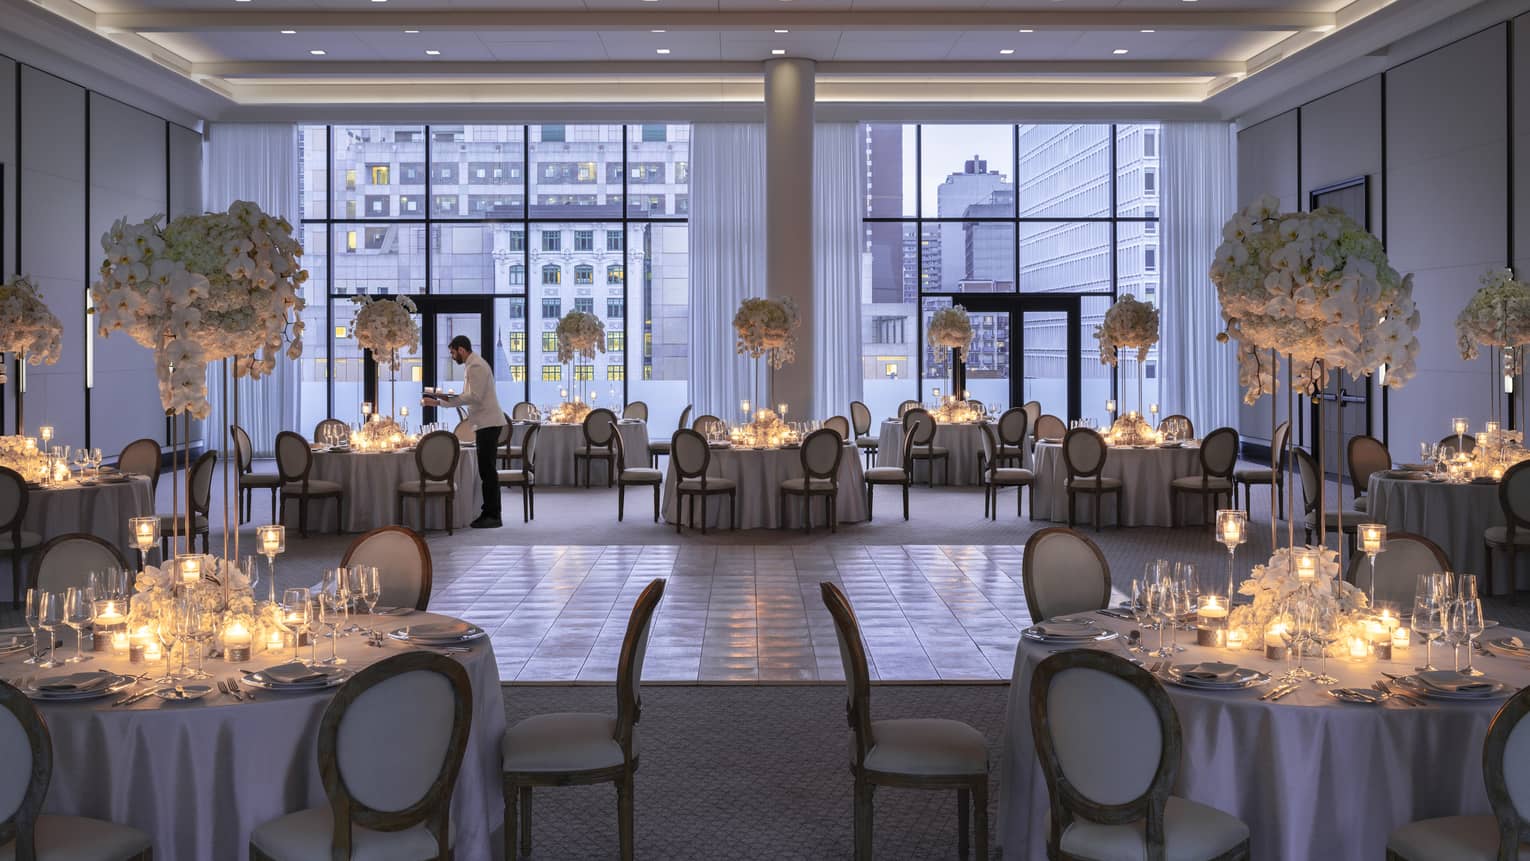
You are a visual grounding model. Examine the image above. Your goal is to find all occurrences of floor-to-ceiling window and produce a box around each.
[858,123,1160,425]
[297,123,691,433]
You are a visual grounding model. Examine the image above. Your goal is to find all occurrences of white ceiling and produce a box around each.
[1,0,1487,116]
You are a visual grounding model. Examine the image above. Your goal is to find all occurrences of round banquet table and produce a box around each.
[509,420,650,487]
[1367,473,1527,595]
[284,449,482,533]
[875,419,1004,486]
[1031,440,1203,527]
[22,475,155,554]
[998,614,1530,859]
[661,444,868,530]
[2,611,505,861]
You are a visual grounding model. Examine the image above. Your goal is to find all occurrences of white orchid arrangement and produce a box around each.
[350,295,420,369]
[926,306,975,360]
[556,310,607,364]
[1095,294,1159,366]
[92,201,307,419]
[0,436,49,484]
[1456,268,1530,361]
[0,275,62,368]
[1210,195,1420,404]
[131,558,256,630]
[733,297,801,369]
[1228,546,1369,645]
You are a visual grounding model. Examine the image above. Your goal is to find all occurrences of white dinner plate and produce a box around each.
[388,622,486,645]
[1022,627,1119,644]
[241,667,352,692]
[25,673,137,701]
[1393,675,1510,701]
[1163,665,1270,690]
[1485,636,1530,658]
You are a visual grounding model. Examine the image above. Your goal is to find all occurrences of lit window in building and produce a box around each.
[607,265,624,285]
[575,364,594,381]
[574,265,594,285]
[541,332,558,352]
[541,266,561,286]
[607,365,625,381]
[368,164,390,185]
[542,365,561,381]
[607,332,625,351]
[510,365,526,382]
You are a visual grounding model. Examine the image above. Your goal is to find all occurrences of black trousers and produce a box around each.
[476,426,502,518]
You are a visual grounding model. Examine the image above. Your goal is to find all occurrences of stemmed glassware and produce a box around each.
[280,588,311,665]
[1151,580,1180,658]
[1273,603,1304,682]
[1412,573,1447,672]
[1174,562,1199,636]
[36,592,63,669]
[1458,575,1487,677]
[91,448,103,477]
[357,566,381,633]
[62,587,94,664]
[184,600,214,681]
[257,525,285,605]
[317,588,348,666]
[1129,577,1151,653]
[1309,599,1340,686]
[23,589,43,665]
[153,612,180,684]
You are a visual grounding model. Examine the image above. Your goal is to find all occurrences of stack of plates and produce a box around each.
[241,663,351,692]
[1484,635,1530,658]
[25,672,136,702]
[1162,663,1270,691]
[1021,618,1118,644]
[0,627,34,658]
[1395,671,1511,701]
[388,620,486,646]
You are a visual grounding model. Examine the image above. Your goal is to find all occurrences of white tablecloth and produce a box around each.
[999,615,1530,859]
[23,476,155,556]
[286,450,483,533]
[1032,441,1203,527]
[3,612,505,861]
[510,421,650,487]
[875,420,1000,486]
[1368,474,1524,594]
[661,445,868,530]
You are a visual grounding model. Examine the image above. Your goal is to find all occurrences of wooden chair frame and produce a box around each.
[850,400,878,469]
[1486,460,1530,602]
[28,533,128,596]
[1170,427,1238,528]
[249,652,471,861]
[611,422,661,523]
[161,449,217,556]
[648,404,691,469]
[1235,420,1288,518]
[506,578,666,861]
[781,428,844,533]
[820,582,988,861]
[1062,428,1121,532]
[341,526,434,612]
[672,429,736,534]
[903,408,949,487]
[498,424,540,524]
[0,467,35,610]
[230,426,277,525]
[399,430,461,536]
[979,424,1034,520]
[865,430,917,522]
[622,400,649,422]
[575,408,620,488]
[1022,528,1110,624]
[117,437,163,502]
[275,430,344,538]
[1347,434,1392,505]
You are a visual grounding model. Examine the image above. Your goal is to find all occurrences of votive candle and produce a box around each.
[1265,622,1289,661]
[266,629,284,653]
[224,621,252,662]
[1453,417,1469,436]
[1360,523,1386,556]
[110,631,129,657]
[1392,627,1411,652]
[1227,628,1247,650]
[1296,551,1317,582]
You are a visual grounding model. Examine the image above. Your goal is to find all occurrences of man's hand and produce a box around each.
[421,397,442,408]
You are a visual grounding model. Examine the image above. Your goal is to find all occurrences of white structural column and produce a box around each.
[764,58,816,412]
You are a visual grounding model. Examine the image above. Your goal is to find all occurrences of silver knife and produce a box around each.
[1270,684,1300,701]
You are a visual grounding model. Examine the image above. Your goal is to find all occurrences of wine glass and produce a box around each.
[359,566,381,628]
[1310,602,1340,686]
[186,601,215,681]
[1174,562,1199,634]
[74,448,90,479]
[153,611,180,684]
[1412,574,1445,672]
[36,592,63,669]
[23,588,43,665]
[62,587,94,664]
[1129,577,1151,652]
[90,448,103,477]
[1441,598,1469,674]
[1151,581,1178,658]
[280,588,311,665]
[1460,595,1487,677]
[317,589,348,666]
[1272,604,1303,682]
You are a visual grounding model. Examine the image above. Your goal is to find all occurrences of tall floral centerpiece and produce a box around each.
[926,305,974,401]
[1456,268,1530,425]
[1210,195,1417,649]
[0,274,63,435]
[555,310,606,418]
[350,294,420,420]
[1094,293,1159,415]
[733,297,800,411]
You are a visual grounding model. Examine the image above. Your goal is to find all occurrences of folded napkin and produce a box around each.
[1033,620,1096,639]
[403,621,474,640]
[1178,662,1241,683]
[1416,670,1499,694]
[1502,636,1527,651]
[38,672,116,693]
[261,663,329,685]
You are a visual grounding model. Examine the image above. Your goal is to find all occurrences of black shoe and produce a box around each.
[471,515,503,529]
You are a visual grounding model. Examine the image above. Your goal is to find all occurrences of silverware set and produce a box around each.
[217,678,253,701]
[1259,681,1300,701]
[362,630,469,655]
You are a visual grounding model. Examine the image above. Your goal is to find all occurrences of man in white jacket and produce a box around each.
[422,335,506,528]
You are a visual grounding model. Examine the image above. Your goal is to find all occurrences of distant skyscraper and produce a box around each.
[866,124,906,304]
[936,154,1010,291]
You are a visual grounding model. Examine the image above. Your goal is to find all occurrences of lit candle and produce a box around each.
[1360,523,1386,556]
[1392,627,1411,652]
[266,629,285,653]
[1149,403,1159,416]
[1265,621,1289,661]
[94,602,125,628]
[1106,399,1117,414]
[1486,420,1501,435]
[362,402,373,416]
[1477,432,1490,449]
[1379,608,1398,631]
[258,525,284,557]
[1452,417,1469,436]
[1296,552,1317,582]
[224,620,253,662]
[110,631,129,656]
[1492,464,1506,481]
[1348,636,1369,660]
[39,426,53,445]
[399,405,409,418]
[143,640,162,663]
[777,403,787,418]
[179,555,203,585]
[741,399,750,417]
[1196,595,1229,647]
[1227,628,1247,650]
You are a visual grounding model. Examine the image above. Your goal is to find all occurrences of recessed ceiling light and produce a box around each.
[1018,29,1033,33]
[651,29,666,33]
[1112,48,1129,54]
[404,29,419,34]
[1140,29,1155,33]
[999,49,1014,55]
[425,49,441,55]
[308,49,326,55]
[771,48,786,55]
[775,29,789,33]
[656,48,671,54]
[280,29,296,34]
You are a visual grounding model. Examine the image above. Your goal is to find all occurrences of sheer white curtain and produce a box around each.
[812,123,864,421]
[203,123,300,457]
[688,124,767,422]
[1161,122,1238,434]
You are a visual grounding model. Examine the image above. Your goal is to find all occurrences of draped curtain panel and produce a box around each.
[812,123,865,421]
[203,123,301,457]
[1161,122,1238,435]
[688,123,768,421]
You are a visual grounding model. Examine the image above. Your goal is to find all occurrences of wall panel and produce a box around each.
[1235,110,1298,446]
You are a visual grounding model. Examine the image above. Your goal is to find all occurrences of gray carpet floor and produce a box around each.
[499,683,1009,860]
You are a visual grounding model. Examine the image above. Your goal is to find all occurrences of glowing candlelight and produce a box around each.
[1295,551,1317,582]
[1227,628,1247,649]
[130,516,158,553]
[1106,399,1116,415]
[362,402,373,416]
[1348,636,1369,660]
[38,426,52,444]
[110,631,129,656]
[1360,523,1386,556]
[1486,420,1501,435]
[1452,417,1469,436]
[257,524,284,557]
[1392,627,1411,652]
[178,554,203,585]
[266,629,284,652]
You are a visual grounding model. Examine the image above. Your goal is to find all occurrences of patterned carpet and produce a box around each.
[499,683,1009,860]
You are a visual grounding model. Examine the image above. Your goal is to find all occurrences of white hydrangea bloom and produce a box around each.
[350,295,421,370]
[0,275,63,367]
[1094,294,1159,367]
[733,297,801,369]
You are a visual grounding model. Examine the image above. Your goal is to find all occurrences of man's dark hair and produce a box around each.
[449,335,472,352]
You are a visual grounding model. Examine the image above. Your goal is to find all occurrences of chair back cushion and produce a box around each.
[512,401,536,421]
[897,400,920,419]
[980,424,998,475]
[1347,435,1391,496]
[824,416,850,442]
[1038,659,1167,806]
[521,424,541,472]
[415,431,460,482]
[1503,462,1530,530]
[583,409,618,446]
[903,409,936,446]
[1483,686,1530,841]
[671,429,710,478]
[623,401,649,422]
[452,420,476,443]
[800,429,843,480]
[610,422,629,472]
[230,427,253,472]
[677,405,693,433]
[850,401,872,437]
[1062,428,1107,477]
[1294,447,1321,513]
[119,437,163,479]
[1348,532,1448,608]
[0,683,47,836]
[1035,414,1066,442]
[275,431,312,482]
[33,535,127,595]
[190,450,218,513]
[1023,528,1110,624]
[1199,428,1239,478]
[820,582,873,765]
[0,469,27,532]
[1271,420,1291,472]
[616,579,666,751]
[1022,401,1042,434]
[343,526,433,611]
[998,408,1029,447]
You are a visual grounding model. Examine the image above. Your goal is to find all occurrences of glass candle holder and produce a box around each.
[1452,417,1469,436]
[223,620,253,663]
[1196,595,1230,647]
[130,516,158,560]
[174,554,208,587]
[1392,626,1411,653]
[1293,549,1318,583]
[1265,621,1289,662]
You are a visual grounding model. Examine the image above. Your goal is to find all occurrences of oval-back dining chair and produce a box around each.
[398,430,461,536]
[671,429,735,533]
[30,533,127,596]
[1022,527,1110,624]
[0,467,41,609]
[780,428,844,533]
[341,525,434,611]
[275,430,344,538]
[1062,428,1121,532]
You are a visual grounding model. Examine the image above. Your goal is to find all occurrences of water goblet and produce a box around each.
[1460,595,1487,677]
[317,591,348,666]
[280,588,312,665]
[1412,575,1445,672]
[1129,577,1151,652]
[36,592,63,669]
[153,613,180,683]
[62,587,94,664]
[22,588,43,665]
[1310,602,1340,685]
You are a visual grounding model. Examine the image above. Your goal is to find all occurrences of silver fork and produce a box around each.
[229,678,253,701]
[217,680,242,701]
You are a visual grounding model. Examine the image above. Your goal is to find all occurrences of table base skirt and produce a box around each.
[661,447,868,530]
